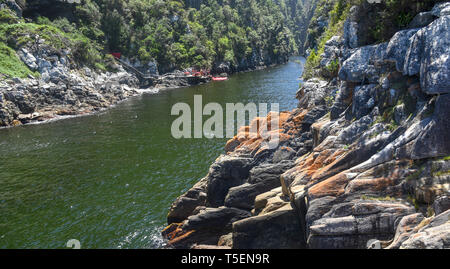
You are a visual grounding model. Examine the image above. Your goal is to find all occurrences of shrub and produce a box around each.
[0,42,38,78]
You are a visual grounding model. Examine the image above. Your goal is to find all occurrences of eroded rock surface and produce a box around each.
[162,3,450,249]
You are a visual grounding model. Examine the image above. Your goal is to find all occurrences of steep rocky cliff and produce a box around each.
[162,2,450,249]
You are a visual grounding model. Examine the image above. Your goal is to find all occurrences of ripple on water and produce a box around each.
[0,57,305,249]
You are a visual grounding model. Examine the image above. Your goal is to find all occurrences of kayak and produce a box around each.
[212,77,228,81]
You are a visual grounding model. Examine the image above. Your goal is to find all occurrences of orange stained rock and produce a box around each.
[266,111,291,130]
[254,144,270,158]
[323,149,346,165]
[308,172,352,199]
[168,230,196,245]
[239,137,262,153]
[248,117,266,135]
[309,150,349,183]
[162,223,184,240]
[225,111,296,154]
[225,138,241,153]
[11,120,22,126]
[292,109,308,126]
[345,177,395,194]
[311,149,333,170]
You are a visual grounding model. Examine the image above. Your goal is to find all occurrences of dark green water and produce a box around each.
[0,57,305,249]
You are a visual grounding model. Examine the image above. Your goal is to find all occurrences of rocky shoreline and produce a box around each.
[162,3,450,249]
[0,47,286,128]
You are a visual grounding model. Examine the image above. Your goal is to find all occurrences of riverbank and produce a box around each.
[0,57,305,248]
[162,2,450,249]
[0,56,291,128]
[0,0,299,129]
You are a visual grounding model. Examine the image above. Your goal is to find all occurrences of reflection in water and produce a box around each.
[0,57,305,249]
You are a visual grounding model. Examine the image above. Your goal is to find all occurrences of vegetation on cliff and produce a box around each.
[0,0,317,78]
[303,0,441,80]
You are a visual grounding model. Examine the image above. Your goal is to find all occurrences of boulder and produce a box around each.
[339,43,388,83]
[385,213,425,249]
[167,177,208,224]
[307,201,415,249]
[17,48,38,71]
[232,203,305,249]
[254,187,283,213]
[165,206,251,249]
[182,207,251,232]
[206,155,253,207]
[385,29,419,72]
[433,196,450,216]
[224,161,295,210]
[403,16,450,94]
[400,210,450,249]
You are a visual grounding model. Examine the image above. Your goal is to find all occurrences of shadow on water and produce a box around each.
[0,57,305,249]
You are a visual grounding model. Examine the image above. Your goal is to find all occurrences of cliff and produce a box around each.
[162,1,450,249]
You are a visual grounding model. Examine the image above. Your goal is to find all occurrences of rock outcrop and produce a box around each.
[162,3,450,249]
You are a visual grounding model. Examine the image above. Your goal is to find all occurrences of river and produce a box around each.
[0,57,305,249]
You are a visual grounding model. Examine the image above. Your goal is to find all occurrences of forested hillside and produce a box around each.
[0,0,315,76]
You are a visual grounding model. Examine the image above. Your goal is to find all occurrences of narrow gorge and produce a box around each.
[0,0,449,250]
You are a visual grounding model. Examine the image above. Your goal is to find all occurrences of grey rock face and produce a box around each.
[232,204,305,249]
[352,84,377,119]
[408,12,436,28]
[339,43,388,83]
[305,196,336,230]
[401,210,450,249]
[320,36,342,68]
[385,29,420,72]
[308,201,415,249]
[330,81,354,120]
[336,114,374,145]
[431,2,450,17]
[206,155,253,207]
[296,79,332,110]
[385,213,425,249]
[343,6,359,49]
[182,207,251,233]
[224,161,295,210]
[403,16,450,94]
[433,196,450,215]
[18,48,38,71]
[410,94,450,159]
[167,178,208,224]
[302,105,328,125]
[3,90,35,114]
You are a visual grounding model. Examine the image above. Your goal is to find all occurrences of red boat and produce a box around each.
[111,52,121,59]
[212,77,228,81]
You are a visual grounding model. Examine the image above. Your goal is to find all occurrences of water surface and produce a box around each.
[0,57,305,248]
